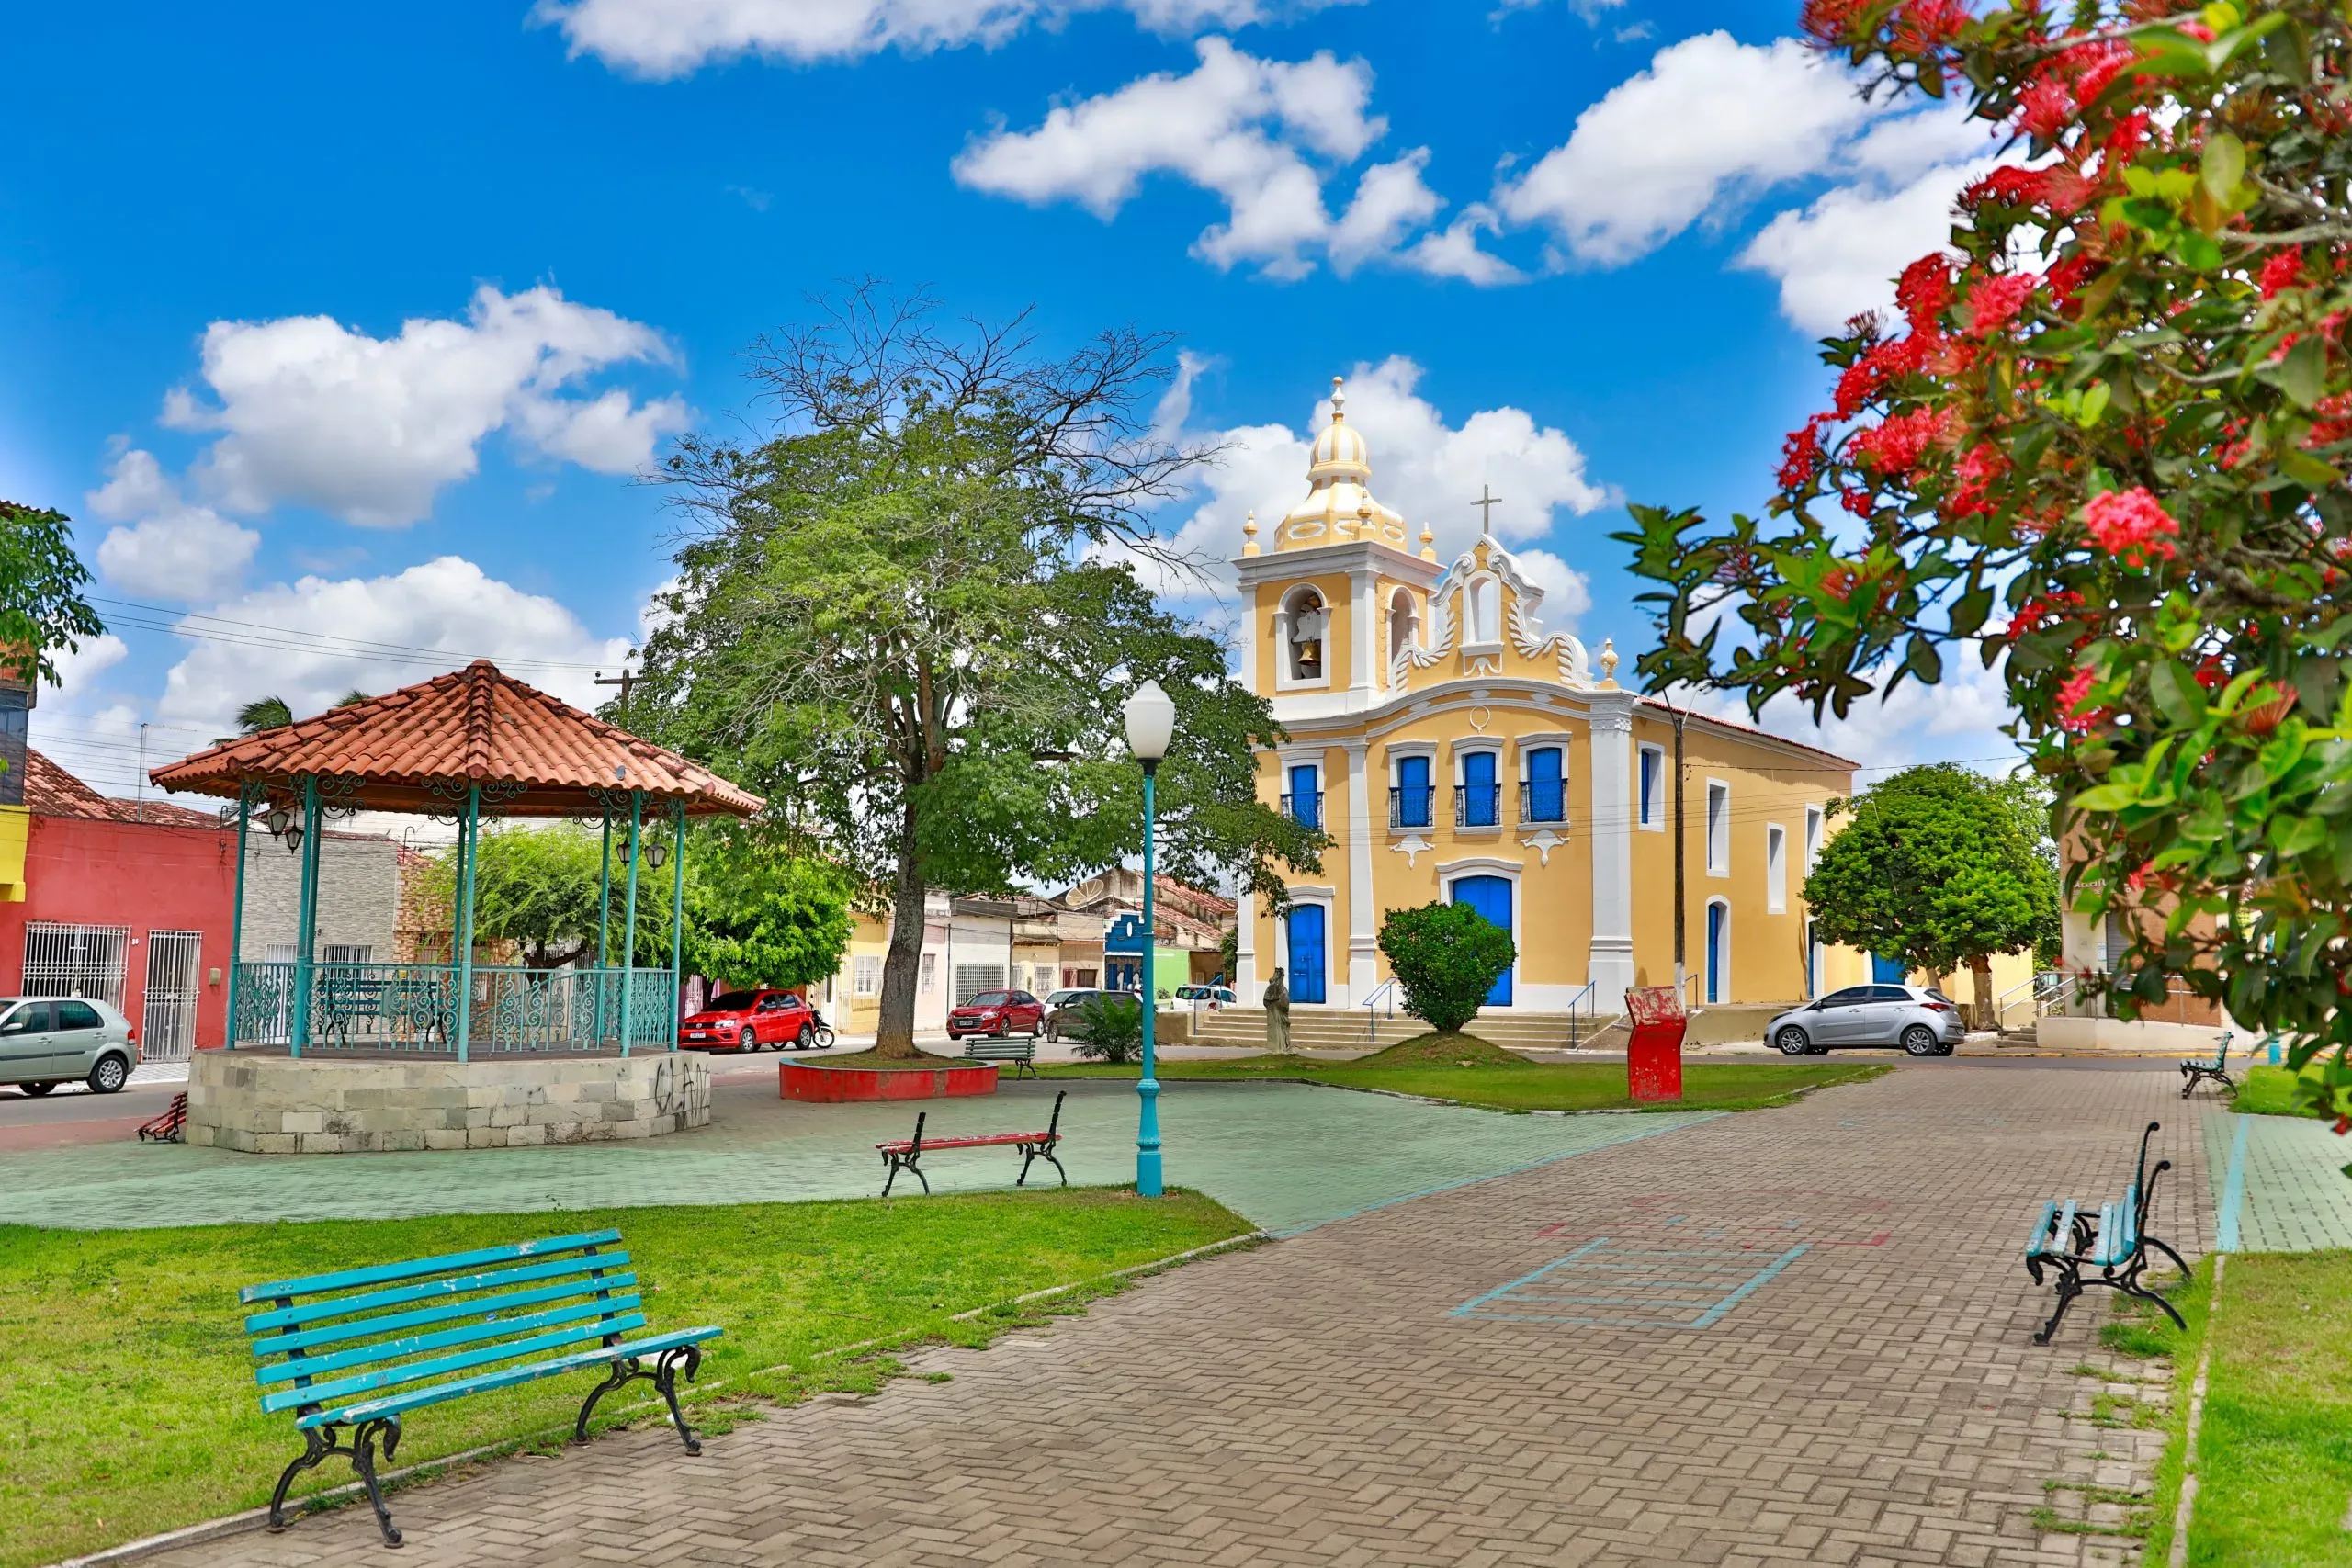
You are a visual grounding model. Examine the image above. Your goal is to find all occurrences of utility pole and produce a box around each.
[135,723,148,822]
[594,654,641,724]
[1669,699,1688,1002]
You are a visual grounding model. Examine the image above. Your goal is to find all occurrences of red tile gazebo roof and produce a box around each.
[149,660,763,818]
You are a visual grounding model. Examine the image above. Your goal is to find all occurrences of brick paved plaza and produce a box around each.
[140,1061,2222,1568]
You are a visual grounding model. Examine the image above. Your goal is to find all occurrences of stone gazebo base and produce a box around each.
[187,1050,712,1154]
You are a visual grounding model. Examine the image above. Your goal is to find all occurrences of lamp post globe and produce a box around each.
[1123,679,1176,763]
[1123,678,1176,1197]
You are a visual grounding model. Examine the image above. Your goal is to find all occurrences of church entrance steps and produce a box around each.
[1186,1008,1623,1054]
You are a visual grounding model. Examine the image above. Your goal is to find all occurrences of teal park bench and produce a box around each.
[2021,1122,2189,1345]
[2179,1029,2254,1099]
[241,1228,722,1546]
[960,1036,1039,1078]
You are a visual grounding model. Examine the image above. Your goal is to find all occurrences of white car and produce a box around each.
[0,996,140,1094]
[1174,985,1238,1008]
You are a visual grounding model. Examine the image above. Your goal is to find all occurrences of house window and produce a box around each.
[1392,754,1433,829]
[1459,750,1500,828]
[920,953,936,993]
[1284,762,1322,830]
[1638,745,1665,829]
[1766,825,1788,913]
[324,944,373,966]
[1521,746,1565,824]
[854,955,881,998]
[955,964,1006,1005]
[1705,782,1729,874]
[1804,805,1825,870]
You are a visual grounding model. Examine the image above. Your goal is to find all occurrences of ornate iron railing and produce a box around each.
[232,962,677,1054]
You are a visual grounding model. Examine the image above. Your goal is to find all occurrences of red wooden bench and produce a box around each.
[877,1091,1067,1196]
[138,1091,188,1144]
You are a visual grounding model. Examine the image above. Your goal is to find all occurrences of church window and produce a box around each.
[1281,587,1328,682]
[1386,587,1419,668]
[1466,576,1500,644]
[1521,747,1564,825]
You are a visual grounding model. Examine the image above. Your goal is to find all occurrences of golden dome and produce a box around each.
[1277,376,1408,552]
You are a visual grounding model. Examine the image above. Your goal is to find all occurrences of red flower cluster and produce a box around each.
[2056,667,2111,733]
[1833,332,1933,417]
[1820,564,1861,602]
[2083,487,2181,567]
[1961,165,2041,208]
[1945,441,2008,519]
[2009,589,2085,637]
[1892,0,1971,52]
[1778,420,1826,490]
[1894,254,1954,335]
[2261,248,2308,299]
[2309,392,2352,450]
[1966,272,2038,338]
[1850,407,1953,479]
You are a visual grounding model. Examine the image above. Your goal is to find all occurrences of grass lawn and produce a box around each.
[1040,1039,1887,1113]
[0,1188,1249,1568]
[2130,1253,2352,1565]
[2237,1064,2345,1122]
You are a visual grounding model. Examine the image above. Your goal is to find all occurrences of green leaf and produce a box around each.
[2278,334,2326,409]
[2174,231,2224,271]
[2201,130,2245,204]
[2073,783,2143,813]
[2150,659,2208,728]
[1906,637,1944,685]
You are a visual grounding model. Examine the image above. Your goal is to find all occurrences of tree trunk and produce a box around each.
[873,806,927,1059]
[1969,953,1996,1032]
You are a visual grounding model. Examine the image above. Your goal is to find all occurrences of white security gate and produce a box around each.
[21,923,130,1010]
[953,964,1006,1005]
[141,931,203,1062]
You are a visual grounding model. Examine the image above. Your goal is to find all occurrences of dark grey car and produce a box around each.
[1768,984,1965,1057]
[1044,989,1139,1043]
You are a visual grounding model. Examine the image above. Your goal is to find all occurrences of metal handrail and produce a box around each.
[1453,784,1503,828]
[1279,790,1323,830]
[1564,979,1597,1049]
[1388,786,1436,829]
[1517,781,1567,826]
[1361,977,1400,1044]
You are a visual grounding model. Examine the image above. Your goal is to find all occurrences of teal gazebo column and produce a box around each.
[452,783,482,1063]
[668,800,686,1048]
[619,790,643,1056]
[224,782,258,1052]
[288,773,322,1057]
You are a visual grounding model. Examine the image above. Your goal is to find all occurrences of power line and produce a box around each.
[85,595,618,675]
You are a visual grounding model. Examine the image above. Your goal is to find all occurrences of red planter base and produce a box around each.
[779,1060,1000,1102]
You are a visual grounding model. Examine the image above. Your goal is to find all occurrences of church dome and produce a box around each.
[1275,376,1409,552]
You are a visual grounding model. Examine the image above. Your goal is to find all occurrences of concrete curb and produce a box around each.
[46,1228,1267,1568]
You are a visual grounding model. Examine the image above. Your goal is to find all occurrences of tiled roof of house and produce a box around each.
[18,750,226,827]
[149,660,764,819]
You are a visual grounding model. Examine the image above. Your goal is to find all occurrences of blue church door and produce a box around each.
[1706,902,1727,1003]
[1285,905,1327,1004]
[1451,875,1514,1006]
[1871,953,1907,984]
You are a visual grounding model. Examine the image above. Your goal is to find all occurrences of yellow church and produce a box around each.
[1237,378,1862,1021]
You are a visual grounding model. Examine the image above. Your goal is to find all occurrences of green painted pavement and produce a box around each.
[0,1080,1720,1238]
[2204,1111,2352,1252]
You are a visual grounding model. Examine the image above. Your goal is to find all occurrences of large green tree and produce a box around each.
[1805,765,2060,1028]
[1619,2,2352,1098]
[635,292,1320,1056]
[417,822,853,984]
[0,501,105,688]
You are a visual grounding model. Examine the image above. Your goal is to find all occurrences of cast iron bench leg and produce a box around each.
[351,1417,402,1547]
[1017,1138,1065,1187]
[571,1345,706,1453]
[269,1426,342,1532]
[2034,1258,2084,1346]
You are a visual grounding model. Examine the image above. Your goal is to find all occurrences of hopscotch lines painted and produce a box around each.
[1452,1236,1813,1329]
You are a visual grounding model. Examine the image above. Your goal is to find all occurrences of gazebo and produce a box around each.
[149,660,763,1154]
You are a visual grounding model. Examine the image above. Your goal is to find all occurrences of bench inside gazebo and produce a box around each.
[148,660,763,1154]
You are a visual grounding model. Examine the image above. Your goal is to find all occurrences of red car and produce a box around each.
[678,989,819,1052]
[946,989,1045,1041]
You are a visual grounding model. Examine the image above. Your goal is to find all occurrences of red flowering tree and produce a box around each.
[1619,2,2352,1115]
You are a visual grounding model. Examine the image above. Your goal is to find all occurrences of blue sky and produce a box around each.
[3,0,2022,797]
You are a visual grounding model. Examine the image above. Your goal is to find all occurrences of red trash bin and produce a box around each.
[1624,986,1687,1102]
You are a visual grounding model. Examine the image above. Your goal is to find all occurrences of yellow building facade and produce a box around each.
[1237,379,1861,1017]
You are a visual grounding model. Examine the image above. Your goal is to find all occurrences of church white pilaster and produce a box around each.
[1345,739,1375,1006]
[1586,692,1637,1015]
[1348,568,1378,704]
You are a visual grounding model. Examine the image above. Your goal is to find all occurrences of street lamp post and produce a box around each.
[1123,678,1177,1198]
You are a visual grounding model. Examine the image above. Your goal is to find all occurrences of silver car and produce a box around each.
[1768,984,1965,1057]
[0,996,140,1095]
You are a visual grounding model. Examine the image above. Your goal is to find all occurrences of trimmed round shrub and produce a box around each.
[1376,901,1515,1036]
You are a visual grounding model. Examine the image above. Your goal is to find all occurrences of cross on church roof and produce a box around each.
[1472,483,1503,536]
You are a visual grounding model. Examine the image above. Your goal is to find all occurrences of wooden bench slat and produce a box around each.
[305,1326,719,1429]
[2022,1201,2060,1260]
[260,1294,644,1387]
[260,1312,646,1414]
[244,1249,633,1333]
[240,1229,625,1306]
[253,1269,639,1357]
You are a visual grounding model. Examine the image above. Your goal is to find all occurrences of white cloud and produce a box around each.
[85,446,262,604]
[155,557,634,737]
[1496,32,1877,266]
[1403,204,1522,285]
[162,285,688,527]
[1736,155,1995,333]
[1683,649,2021,774]
[535,0,1341,77]
[954,39,1514,282]
[1136,358,1609,629]
[51,635,130,702]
